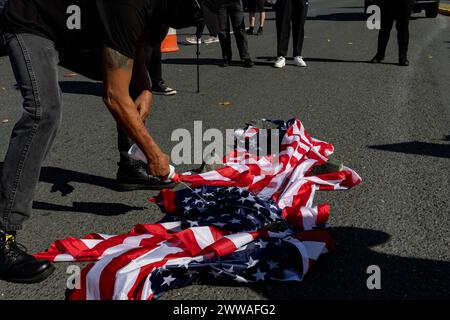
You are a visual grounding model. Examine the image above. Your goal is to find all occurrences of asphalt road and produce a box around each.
[0,0,449,300]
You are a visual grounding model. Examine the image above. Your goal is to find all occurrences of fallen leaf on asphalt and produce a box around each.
[219,101,232,107]
[64,72,78,77]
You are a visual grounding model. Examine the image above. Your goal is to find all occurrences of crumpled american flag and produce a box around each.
[34,118,361,300]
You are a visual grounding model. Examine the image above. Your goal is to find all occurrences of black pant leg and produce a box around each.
[396,0,413,57]
[291,0,308,57]
[146,42,163,86]
[229,0,250,60]
[196,20,206,38]
[276,0,292,57]
[376,1,395,58]
[218,6,233,60]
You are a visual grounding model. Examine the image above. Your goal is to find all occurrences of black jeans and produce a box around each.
[196,21,206,38]
[218,0,250,61]
[0,33,132,231]
[275,0,308,57]
[377,0,414,58]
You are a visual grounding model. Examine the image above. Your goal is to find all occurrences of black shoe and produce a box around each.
[116,161,177,191]
[243,59,254,68]
[399,55,409,66]
[152,81,177,96]
[246,27,254,35]
[0,231,54,284]
[256,27,264,35]
[370,55,384,63]
[220,59,231,67]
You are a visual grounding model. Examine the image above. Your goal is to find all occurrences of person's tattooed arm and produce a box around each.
[101,47,169,178]
[103,47,134,71]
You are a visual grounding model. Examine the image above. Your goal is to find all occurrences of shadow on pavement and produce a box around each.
[307,12,367,21]
[162,58,223,66]
[369,141,450,159]
[40,166,119,195]
[249,227,450,299]
[196,227,450,299]
[256,56,395,65]
[162,58,274,68]
[59,81,103,97]
[33,201,144,216]
[0,163,118,196]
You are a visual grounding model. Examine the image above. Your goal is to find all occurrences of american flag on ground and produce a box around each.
[34,118,361,300]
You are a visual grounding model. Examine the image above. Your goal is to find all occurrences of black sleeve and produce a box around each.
[96,0,153,59]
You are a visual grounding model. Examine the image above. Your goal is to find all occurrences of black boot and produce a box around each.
[399,55,409,66]
[116,161,177,191]
[246,26,254,35]
[0,230,54,283]
[242,58,254,68]
[220,58,231,67]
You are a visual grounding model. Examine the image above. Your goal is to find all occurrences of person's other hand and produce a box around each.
[147,151,170,179]
[135,90,152,122]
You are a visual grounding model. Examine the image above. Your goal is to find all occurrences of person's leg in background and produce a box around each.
[247,0,256,35]
[396,0,414,66]
[186,20,205,44]
[371,0,395,63]
[0,33,59,283]
[291,0,308,67]
[275,0,291,68]
[248,11,256,35]
[145,40,177,96]
[229,0,253,67]
[218,4,233,66]
[186,20,219,45]
[256,0,266,35]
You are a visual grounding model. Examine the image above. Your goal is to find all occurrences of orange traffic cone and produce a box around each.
[161,28,179,53]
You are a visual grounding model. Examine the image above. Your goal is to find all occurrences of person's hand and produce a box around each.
[147,151,170,179]
[135,90,152,122]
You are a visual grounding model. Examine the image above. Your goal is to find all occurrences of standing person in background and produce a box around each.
[370,0,414,66]
[274,0,308,68]
[146,25,177,96]
[217,0,254,67]
[246,0,266,35]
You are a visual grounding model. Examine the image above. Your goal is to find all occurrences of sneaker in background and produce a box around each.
[203,36,219,44]
[294,56,307,67]
[274,56,286,68]
[185,36,202,45]
[152,81,177,96]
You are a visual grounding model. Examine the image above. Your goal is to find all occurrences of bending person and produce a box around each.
[0,0,206,284]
